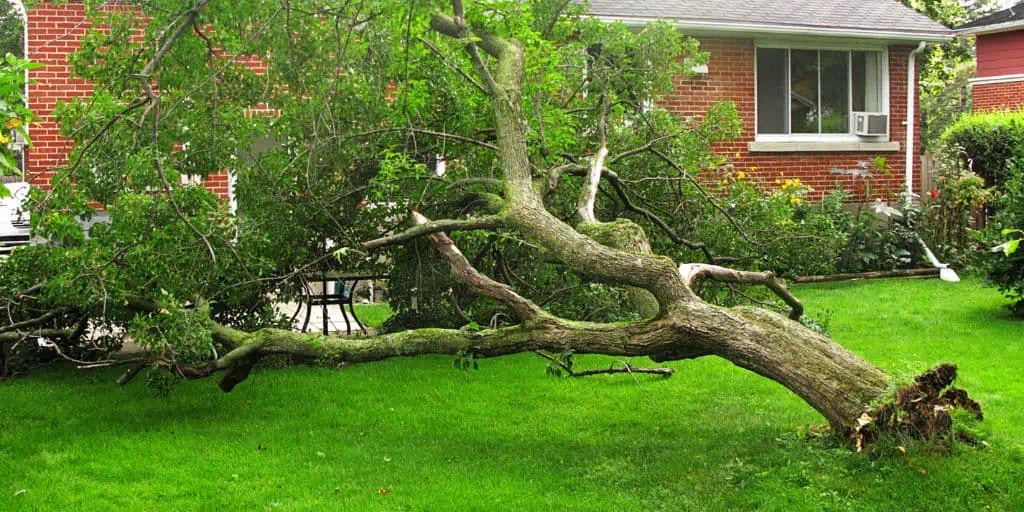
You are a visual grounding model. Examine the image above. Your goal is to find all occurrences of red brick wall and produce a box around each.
[660,37,920,199]
[976,31,1024,78]
[25,1,232,202]
[27,6,923,203]
[972,80,1024,112]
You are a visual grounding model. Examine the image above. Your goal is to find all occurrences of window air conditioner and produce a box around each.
[853,112,888,137]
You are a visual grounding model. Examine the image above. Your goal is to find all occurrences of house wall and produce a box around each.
[25,5,923,203]
[971,31,1024,112]
[24,1,232,202]
[976,30,1024,78]
[660,37,919,199]
[973,80,1024,111]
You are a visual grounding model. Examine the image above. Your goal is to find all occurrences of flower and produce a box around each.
[930,188,938,200]
[790,197,802,206]
[0,134,10,144]
[6,118,21,129]
[736,171,746,180]
[775,179,782,185]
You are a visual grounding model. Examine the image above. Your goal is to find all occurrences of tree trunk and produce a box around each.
[206,301,889,434]
[577,219,661,319]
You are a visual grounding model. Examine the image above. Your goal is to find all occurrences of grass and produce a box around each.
[2,278,1023,511]
[352,303,393,329]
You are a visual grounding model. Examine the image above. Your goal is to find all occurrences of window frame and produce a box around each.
[753,41,890,143]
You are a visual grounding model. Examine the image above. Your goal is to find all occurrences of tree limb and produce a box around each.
[413,211,544,321]
[678,264,803,321]
[534,350,675,378]
[361,214,505,251]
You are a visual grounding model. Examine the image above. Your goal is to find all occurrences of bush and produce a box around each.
[984,162,1024,317]
[941,110,1024,189]
[919,156,992,265]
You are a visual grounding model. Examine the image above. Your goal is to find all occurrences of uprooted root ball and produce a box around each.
[854,364,983,450]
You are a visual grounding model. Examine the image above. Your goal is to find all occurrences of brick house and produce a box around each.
[958,2,1024,112]
[12,0,953,221]
[591,0,955,198]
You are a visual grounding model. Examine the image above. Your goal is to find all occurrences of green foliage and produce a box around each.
[0,0,22,59]
[0,52,37,182]
[983,163,1024,316]
[919,156,992,264]
[903,0,1000,149]
[941,110,1024,188]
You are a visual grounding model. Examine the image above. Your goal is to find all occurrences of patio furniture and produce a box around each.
[300,272,386,336]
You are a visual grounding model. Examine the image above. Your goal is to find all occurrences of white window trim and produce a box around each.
[753,41,890,146]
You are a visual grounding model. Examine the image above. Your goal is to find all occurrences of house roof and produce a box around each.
[588,0,954,42]
[957,2,1024,35]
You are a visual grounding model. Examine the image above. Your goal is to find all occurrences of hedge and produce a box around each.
[941,110,1024,188]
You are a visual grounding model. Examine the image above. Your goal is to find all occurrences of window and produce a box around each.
[756,47,885,138]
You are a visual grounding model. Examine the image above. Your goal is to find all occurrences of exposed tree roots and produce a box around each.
[854,364,983,450]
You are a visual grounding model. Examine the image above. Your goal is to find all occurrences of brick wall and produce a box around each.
[25,1,232,202]
[972,80,1024,112]
[27,4,924,204]
[660,37,920,199]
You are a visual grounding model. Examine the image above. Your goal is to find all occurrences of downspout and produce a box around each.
[906,41,959,282]
[905,41,926,201]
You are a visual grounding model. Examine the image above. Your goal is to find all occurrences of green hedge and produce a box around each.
[941,110,1024,188]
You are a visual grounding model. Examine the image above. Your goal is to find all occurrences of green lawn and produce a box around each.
[352,303,393,329]
[2,279,1022,511]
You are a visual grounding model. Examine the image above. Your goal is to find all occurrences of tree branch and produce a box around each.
[534,351,675,378]
[678,264,803,321]
[413,211,544,321]
[577,92,610,223]
[361,214,505,251]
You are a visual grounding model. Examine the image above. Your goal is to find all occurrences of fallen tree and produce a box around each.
[0,0,980,444]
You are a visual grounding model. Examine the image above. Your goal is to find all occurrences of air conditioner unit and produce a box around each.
[853,112,888,137]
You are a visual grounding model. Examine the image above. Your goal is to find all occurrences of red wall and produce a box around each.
[976,30,1024,78]
[659,37,918,200]
[25,2,232,202]
[973,80,1024,111]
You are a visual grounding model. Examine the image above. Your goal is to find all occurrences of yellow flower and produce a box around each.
[720,179,729,186]
[791,197,802,206]
[6,118,21,129]
[0,134,10,144]
[736,171,746,180]
[775,179,782,185]
[735,152,741,159]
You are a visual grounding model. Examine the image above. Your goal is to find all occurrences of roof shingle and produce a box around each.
[588,0,952,38]
[958,2,1024,31]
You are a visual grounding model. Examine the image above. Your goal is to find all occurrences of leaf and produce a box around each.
[1002,228,1023,236]
[1004,239,1020,256]
[14,489,26,497]
[0,184,10,199]
[378,487,392,495]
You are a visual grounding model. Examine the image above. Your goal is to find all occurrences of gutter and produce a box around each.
[957,19,1024,37]
[593,15,955,43]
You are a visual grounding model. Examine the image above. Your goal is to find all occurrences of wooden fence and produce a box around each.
[921,154,938,197]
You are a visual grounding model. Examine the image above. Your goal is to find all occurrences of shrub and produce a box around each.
[919,156,993,265]
[941,110,1024,189]
[984,163,1024,317]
